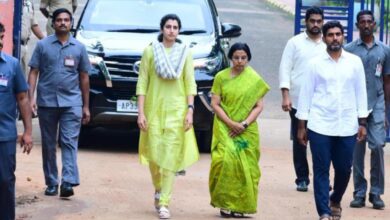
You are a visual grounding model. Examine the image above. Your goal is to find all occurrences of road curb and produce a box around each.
[265,0,295,15]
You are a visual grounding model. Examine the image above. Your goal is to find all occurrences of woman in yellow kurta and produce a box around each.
[209,43,270,217]
[136,14,199,219]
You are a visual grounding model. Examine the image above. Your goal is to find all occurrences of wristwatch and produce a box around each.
[241,120,249,129]
[188,104,194,110]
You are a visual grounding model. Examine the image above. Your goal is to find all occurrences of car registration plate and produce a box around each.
[116,100,138,112]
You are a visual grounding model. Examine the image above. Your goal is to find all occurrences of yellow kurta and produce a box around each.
[136,45,199,172]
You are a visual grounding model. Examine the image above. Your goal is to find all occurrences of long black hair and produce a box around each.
[157,14,182,43]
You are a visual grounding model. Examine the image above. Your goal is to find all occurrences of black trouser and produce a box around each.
[289,108,310,185]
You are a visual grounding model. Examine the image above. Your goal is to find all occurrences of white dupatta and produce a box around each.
[152,41,188,80]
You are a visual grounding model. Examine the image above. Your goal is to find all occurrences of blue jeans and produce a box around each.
[308,130,355,216]
[290,108,310,185]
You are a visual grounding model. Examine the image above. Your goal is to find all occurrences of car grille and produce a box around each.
[103,56,141,78]
[110,88,135,100]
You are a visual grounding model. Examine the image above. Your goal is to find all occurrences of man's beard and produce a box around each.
[361,28,373,36]
[308,27,321,35]
[327,43,342,52]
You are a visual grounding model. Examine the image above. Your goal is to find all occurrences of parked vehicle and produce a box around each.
[74,0,241,151]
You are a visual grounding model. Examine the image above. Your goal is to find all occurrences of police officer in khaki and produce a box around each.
[21,0,44,76]
[40,0,77,35]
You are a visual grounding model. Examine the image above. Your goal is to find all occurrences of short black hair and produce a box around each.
[227,42,252,61]
[322,20,344,36]
[305,6,324,21]
[356,10,375,22]
[157,14,182,43]
[52,8,73,24]
[0,22,4,33]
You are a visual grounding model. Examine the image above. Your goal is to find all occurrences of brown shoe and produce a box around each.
[330,201,342,220]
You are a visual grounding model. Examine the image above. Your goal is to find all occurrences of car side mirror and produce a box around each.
[221,23,241,38]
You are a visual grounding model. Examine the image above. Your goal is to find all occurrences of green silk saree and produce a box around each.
[209,66,270,214]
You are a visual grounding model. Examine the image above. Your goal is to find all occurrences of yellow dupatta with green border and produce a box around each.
[209,66,270,214]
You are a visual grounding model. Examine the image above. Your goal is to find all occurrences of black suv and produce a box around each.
[74,0,241,151]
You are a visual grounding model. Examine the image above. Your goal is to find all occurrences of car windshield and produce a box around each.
[80,0,214,34]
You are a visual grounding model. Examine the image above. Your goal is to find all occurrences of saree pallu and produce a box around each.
[209,66,270,214]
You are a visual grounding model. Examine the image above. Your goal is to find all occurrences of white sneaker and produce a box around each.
[159,206,171,219]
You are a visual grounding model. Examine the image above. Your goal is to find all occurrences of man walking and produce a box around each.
[345,10,390,210]
[21,0,45,75]
[297,21,368,220]
[279,6,326,192]
[28,8,90,198]
[0,22,33,220]
[40,0,77,35]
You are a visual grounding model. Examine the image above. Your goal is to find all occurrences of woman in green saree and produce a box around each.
[209,42,270,217]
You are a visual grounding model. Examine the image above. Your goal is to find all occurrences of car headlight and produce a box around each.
[88,53,103,65]
[193,55,221,72]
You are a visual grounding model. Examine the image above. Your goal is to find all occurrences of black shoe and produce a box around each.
[44,185,58,196]
[350,196,365,208]
[369,194,385,210]
[296,181,308,192]
[60,182,74,198]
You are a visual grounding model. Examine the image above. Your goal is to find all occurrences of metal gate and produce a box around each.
[294,0,390,44]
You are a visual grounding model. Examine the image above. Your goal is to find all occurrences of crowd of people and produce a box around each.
[279,7,389,220]
[0,2,388,220]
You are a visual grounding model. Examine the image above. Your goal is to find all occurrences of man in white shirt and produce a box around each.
[279,6,326,192]
[296,21,368,220]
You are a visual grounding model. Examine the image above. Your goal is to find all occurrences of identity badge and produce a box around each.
[0,73,8,87]
[64,56,75,67]
[375,61,382,77]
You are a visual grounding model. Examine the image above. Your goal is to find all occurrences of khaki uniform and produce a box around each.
[21,0,38,76]
[40,0,78,35]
